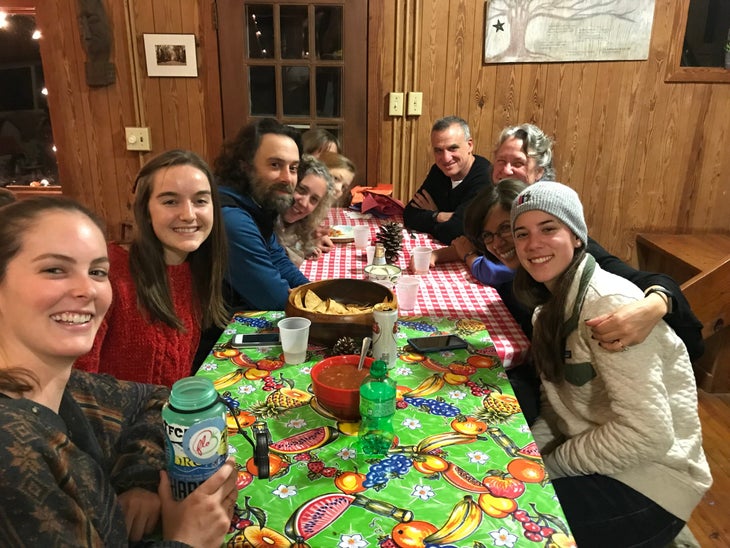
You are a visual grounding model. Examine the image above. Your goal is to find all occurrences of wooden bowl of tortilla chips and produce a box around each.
[285,279,397,346]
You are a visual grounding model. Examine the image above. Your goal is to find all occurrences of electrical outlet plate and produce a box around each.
[388,92,404,116]
[125,127,151,151]
[407,92,423,116]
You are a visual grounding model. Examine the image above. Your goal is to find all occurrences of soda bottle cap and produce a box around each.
[169,377,219,411]
[369,360,388,378]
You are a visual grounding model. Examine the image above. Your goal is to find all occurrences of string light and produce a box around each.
[32,29,41,39]
[250,9,266,57]
[0,11,8,29]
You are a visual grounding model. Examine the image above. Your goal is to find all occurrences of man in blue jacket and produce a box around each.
[194,118,308,367]
[403,116,491,244]
[216,118,309,310]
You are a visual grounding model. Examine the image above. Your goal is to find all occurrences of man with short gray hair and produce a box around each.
[403,116,491,244]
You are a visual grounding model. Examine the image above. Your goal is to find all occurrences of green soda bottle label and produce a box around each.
[359,382,396,418]
[360,397,396,418]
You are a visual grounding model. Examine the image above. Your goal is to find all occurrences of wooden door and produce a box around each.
[216,0,368,185]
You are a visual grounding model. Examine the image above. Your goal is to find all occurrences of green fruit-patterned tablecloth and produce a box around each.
[196,311,574,548]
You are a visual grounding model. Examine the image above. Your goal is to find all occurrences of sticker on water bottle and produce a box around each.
[181,417,226,465]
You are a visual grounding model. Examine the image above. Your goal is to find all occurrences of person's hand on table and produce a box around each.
[314,224,330,238]
[118,487,161,541]
[307,247,323,260]
[411,189,437,211]
[317,234,334,254]
[452,236,477,260]
[158,458,238,548]
[585,292,668,352]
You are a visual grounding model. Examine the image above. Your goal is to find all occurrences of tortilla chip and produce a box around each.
[328,300,348,314]
[304,290,323,310]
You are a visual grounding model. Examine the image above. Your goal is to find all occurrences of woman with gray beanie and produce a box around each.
[511,181,711,547]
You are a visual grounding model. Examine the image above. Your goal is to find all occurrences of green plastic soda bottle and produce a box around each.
[358,360,397,455]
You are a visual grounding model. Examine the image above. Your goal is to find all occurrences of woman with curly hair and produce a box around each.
[275,155,335,266]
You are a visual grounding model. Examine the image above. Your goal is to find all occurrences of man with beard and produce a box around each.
[193,118,307,368]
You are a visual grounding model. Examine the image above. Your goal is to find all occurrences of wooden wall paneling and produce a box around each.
[403,0,421,197]
[37,0,140,241]
[36,1,87,200]
[198,0,222,161]
[471,65,497,154]
[466,3,494,147]
[682,86,730,232]
[377,1,398,189]
[582,62,625,251]
[563,63,598,200]
[179,0,203,154]
[131,0,162,155]
[108,0,142,235]
[514,63,547,131]
[155,1,189,149]
[447,0,472,117]
[391,0,406,193]
[366,1,386,185]
[491,64,521,132]
[548,64,576,183]
[700,91,730,229]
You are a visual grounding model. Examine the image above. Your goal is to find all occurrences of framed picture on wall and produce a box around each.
[483,0,656,64]
[143,33,198,77]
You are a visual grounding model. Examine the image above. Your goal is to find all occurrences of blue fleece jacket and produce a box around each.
[219,186,308,311]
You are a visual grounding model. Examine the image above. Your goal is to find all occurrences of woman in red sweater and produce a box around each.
[76,149,228,386]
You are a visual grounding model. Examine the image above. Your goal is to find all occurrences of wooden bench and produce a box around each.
[637,233,730,393]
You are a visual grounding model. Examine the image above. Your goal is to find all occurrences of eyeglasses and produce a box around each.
[480,223,512,244]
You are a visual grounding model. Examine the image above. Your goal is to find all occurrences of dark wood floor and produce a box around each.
[687,390,730,546]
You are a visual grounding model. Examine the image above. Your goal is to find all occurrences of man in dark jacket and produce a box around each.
[403,116,491,244]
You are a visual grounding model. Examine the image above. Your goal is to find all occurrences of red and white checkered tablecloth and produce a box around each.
[300,209,530,368]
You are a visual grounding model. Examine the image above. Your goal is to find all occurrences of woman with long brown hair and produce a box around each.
[0,197,236,546]
[76,149,228,385]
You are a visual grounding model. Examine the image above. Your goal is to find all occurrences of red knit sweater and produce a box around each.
[75,243,200,387]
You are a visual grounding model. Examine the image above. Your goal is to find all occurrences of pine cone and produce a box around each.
[376,221,403,263]
[332,336,358,355]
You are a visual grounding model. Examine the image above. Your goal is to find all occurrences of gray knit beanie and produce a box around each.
[510,181,587,245]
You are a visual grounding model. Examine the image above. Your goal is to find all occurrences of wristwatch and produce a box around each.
[644,285,675,315]
[463,251,478,263]
[431,211,439,223]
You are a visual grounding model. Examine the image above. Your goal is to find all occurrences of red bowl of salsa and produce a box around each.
[311,355,374,421]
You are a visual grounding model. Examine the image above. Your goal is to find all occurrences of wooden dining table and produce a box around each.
[196,311,573,548]
[300,208,530,370]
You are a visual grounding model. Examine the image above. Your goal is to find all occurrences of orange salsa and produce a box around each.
[316,363,370,390]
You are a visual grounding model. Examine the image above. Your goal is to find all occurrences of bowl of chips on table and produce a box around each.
[285,279,397,346]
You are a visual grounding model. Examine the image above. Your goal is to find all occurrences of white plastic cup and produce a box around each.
[353,225,370,250]
[396,275,421,311]
[278,317,311,365]
[366,245,376,265]
[411,246,432,275]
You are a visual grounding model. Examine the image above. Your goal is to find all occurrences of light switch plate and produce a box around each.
[125,127,151,151]
[407,92,423,116]
[388,92,404,116]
